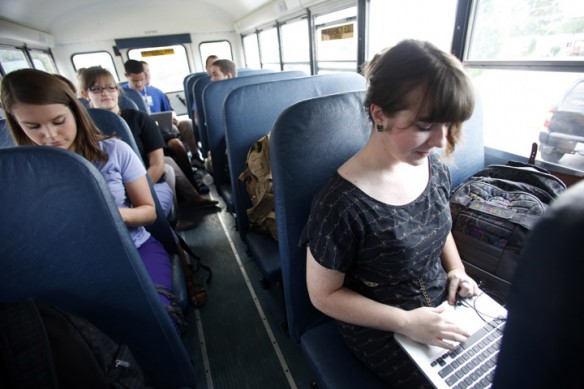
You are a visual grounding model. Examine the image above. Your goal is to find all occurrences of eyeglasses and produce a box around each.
[88,86,118,94]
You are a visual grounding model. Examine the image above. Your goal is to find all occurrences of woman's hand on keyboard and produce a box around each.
[399,306,471,349]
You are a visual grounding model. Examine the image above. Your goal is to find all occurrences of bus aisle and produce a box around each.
[177,184,314,388]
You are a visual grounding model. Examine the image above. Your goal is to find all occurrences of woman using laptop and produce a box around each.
[302,40,480,387]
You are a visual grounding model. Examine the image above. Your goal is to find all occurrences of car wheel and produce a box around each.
[540,149,564,163]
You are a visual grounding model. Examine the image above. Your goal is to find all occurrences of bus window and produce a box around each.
[280,17,311,74]
[29,50,57,73]
[367,0,457,56]
[468,2,584,61]
[314,6,358,74]
[72,51,119,82]
[0,47,31,74]
[242,33,261,69]
[466,0,584,173]
[259,27,281,71]
[128,45,189,92]
[199,40,233,68]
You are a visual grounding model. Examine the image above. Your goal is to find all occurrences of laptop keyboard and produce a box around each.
[431,318,505,389]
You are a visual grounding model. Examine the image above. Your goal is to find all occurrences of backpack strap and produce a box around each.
[176,233,212,282]
[0,299,60,388]
[175,234,212,307]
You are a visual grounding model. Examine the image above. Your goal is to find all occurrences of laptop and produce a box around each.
[395,292,507,389]
[150,111,174,134]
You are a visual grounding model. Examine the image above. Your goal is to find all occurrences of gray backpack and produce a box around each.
[450,161,566,303]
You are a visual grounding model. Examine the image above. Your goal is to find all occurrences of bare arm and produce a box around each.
[118,175,157,227]
[306,247,470,349]
[441,232,479,304]
[146,148,165,183]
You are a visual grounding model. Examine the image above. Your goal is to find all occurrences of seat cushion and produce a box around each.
[245,231,281,283]
[300,320,387,389]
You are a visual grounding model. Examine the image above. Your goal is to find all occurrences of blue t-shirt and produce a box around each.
[124,85,171,113]
[97,138,151,248]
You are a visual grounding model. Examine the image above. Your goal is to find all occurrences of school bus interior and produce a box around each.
[1,0,583,387]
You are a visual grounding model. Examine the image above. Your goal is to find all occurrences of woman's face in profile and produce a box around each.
[10,103,78,152]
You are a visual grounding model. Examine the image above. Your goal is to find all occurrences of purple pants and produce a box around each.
[137,236,172,306]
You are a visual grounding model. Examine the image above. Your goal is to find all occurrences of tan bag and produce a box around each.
[238,134,278,241]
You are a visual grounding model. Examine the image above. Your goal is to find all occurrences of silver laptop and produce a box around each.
[150,111,174,133]
[395,292,507,389]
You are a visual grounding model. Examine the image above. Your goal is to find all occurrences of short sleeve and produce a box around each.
[299,175,362,273]
[111,138,147,184]
[135,111,165,154]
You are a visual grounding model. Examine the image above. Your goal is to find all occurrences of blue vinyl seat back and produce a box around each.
[222,73,364,284]
[0,118,15,148]
[193,76,212,155]
[78,97,90,109]
[88,108,141,157]
[225,73,366,240]
[236,68,274,76]
[119,94,140,111]
[87,108,187,309]
[270,91,369,342]
[193,69,276,157]
[203,70,306,209]
[0,147,195,388]
[184,72,208,121]
[270,91,386,388]
[122,87,150,114]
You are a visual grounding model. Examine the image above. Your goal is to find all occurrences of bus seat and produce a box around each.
[193,69,276,157]
[203,70,306,211]
[0,118,15,148]
[446,91,485,189]
[184,72,207,121]
[78,97,90,109]
[493,179,584,388]
[223,73,366,284]
[236,68,274,76]
[88,108,141,151]
[87,108,188,311]
[119,94,140,111]
[0,146,196,389]
[270,91,386,388]
[122,87,150,114]
[193,76,212,155]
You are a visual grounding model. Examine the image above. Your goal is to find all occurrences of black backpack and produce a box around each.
[0,298,146,388]
[450,161,567,303]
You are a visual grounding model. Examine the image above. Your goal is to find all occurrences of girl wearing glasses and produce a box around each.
[79,66,217,227]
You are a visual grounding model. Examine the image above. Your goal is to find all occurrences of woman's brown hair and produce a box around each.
[0,68,110,163]
[362,39,475,156]
[79,65,116,93]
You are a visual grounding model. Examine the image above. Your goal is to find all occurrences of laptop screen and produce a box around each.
[150,111,174,133]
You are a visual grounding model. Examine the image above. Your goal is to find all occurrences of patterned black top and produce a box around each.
[300,153,452,386]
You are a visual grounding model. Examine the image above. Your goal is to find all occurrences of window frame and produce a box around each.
[454,0,584,175]
[0,45,58,76]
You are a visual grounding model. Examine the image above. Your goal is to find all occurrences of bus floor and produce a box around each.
[176,184,315,389]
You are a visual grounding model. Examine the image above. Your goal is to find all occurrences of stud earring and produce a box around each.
[376,124,384,132]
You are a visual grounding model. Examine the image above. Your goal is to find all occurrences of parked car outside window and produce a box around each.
[539,79,584,163]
